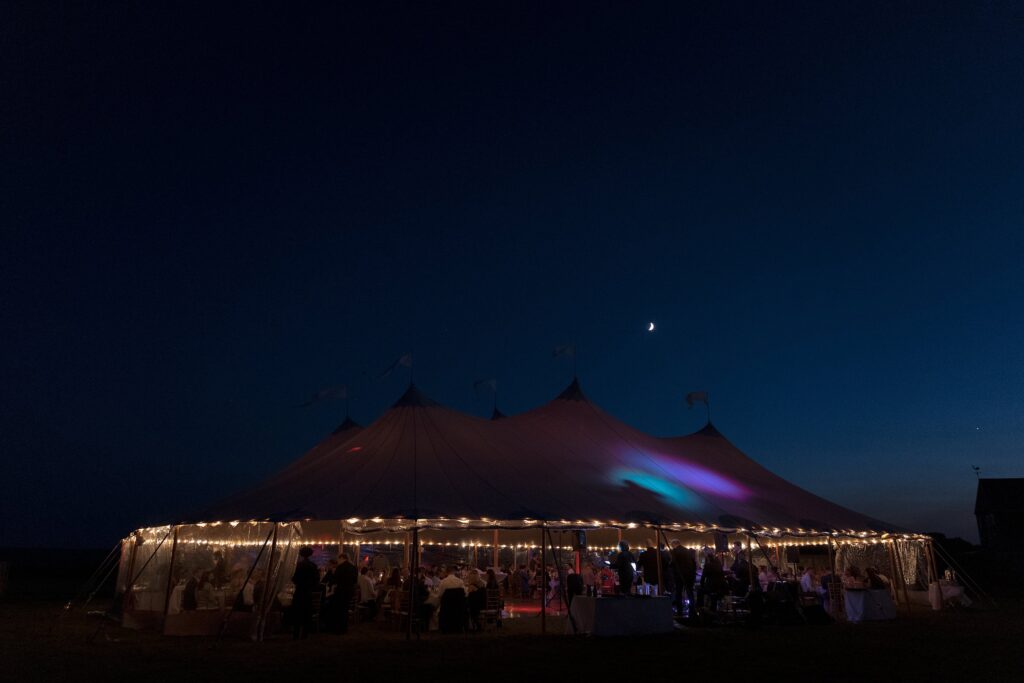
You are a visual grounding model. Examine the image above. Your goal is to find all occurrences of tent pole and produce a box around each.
[925,539,942,611]
[217,526,274,640]
[256,522,280,641]
[124,526,173,618]
[492,529,499,569]
[826,536,838,618]
[407,523,419,641]
[653,526,663,596]
[746,534,755,592]
[160,525,181,628]
[897,541,912,608]
[540,522,546,633]
[885,540,902,607]
[121,533,140,616]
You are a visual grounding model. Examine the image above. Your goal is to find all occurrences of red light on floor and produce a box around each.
[347,446,363,452]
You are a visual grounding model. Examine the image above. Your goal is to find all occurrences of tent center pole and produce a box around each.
[540,522,546,633]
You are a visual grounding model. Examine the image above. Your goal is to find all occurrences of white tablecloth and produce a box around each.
[566,596,674,636]
[844,589,896,623]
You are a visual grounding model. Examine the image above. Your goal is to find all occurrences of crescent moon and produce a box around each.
[648,322,655,332]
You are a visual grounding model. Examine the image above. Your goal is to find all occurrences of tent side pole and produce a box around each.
[898,541,912,608]
[885,540,901,605]
[826,536,838,618]
[160,525,181,627]
[653,526,663,596]
[256,522,280,641]
[407,524,419,641]
[121,534,140,618]
[540,522,546,633]
[926,539,942,611]
[492,529,499,569]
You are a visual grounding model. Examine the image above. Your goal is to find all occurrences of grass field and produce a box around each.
[1,598,1022,682]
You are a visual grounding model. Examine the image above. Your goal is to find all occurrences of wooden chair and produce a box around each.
[481,588,502,630]
[347,591,362,624]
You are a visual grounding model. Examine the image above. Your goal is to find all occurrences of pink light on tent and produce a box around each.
[649,454,748,499]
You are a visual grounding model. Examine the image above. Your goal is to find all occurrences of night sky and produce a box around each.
[3,2,1022,547]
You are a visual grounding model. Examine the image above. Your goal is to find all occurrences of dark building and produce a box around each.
[974,478,1024,548]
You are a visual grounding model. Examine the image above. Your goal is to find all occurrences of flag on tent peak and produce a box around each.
[686,391,709,408]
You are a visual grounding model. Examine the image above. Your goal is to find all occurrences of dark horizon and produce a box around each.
[3,2,1022,548]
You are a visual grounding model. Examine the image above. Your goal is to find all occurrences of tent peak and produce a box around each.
[697,421,723,437]
[391,383,440,408]
[331,416,361,434]
[555,377,588,402]
[490,406,507,420]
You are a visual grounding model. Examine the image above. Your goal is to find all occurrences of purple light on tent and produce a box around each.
[649,455,748,499]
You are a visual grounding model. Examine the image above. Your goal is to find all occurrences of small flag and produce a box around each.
[686,391,709,408]
[553,345,575,358]
[379,352,413,379]
[300,385,348,408]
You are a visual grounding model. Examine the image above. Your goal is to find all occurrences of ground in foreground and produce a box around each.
[1,601,1021,682]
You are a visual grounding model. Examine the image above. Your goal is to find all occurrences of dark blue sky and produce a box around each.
[2,2,1021,546]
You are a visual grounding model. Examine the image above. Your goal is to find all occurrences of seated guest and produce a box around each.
[182,567,202,611]
[799,566,816,594]
[842,565,866,589]
[865,566,888,590]
[235,569,264,611]
[757,565,770,592]
[485,568,500,591]
[413,570,435,626]
[581,563,597,597]
[437,566,466,593]
[197,571,217,609]
[465,570,487,630]
[465,568,486,593]
[211,551,229,588]
[358,566,378,619]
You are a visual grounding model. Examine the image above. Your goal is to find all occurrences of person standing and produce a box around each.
[669,539,696,614]
[331,553,358,633]
[613,542,636,596]
[291,547,320,640]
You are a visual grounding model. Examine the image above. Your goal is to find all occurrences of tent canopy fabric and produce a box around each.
[197,379,901,536]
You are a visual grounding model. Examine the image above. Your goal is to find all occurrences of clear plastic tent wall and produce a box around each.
[119,522,302,636]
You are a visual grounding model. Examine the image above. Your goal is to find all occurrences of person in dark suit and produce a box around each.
[612,541,636,595]
[637,542,659,592]
[669,539,697,614]
[330,552,358,633]
[291,546,320,639]
[700,548,728,612]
